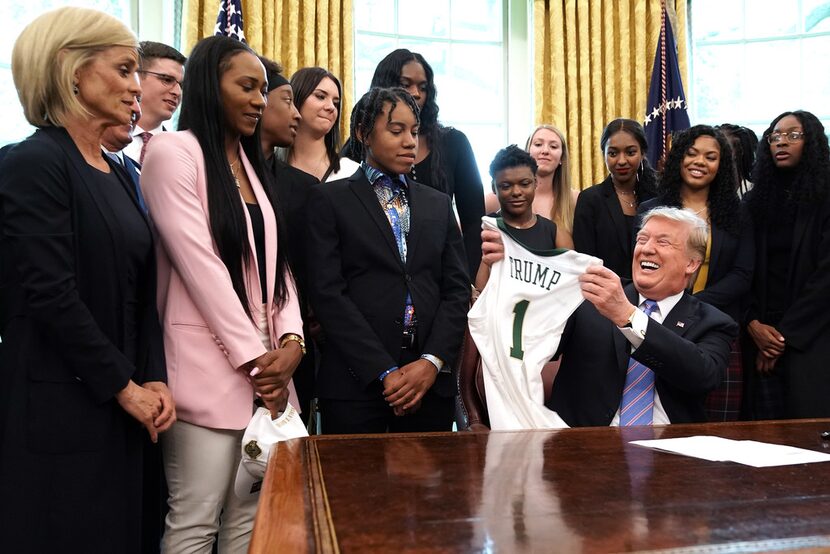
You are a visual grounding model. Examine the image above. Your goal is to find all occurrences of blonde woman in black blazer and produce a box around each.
[0,8,172,552]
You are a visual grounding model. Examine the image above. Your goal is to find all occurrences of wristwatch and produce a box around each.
[279,333,306,355]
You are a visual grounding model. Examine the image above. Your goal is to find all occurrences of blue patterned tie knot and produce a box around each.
[620,299,659,426]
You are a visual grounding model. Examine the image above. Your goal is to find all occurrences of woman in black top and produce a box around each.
[475,146,566,290]
[349,49,485,279]
[639,125,753,421]
[573,119,657,279]
[259,55,320,421]
[744,110,830,420]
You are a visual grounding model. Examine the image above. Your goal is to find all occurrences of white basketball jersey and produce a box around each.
[468,216,602,430]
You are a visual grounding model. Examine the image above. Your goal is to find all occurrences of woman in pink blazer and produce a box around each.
[141,36,304,553]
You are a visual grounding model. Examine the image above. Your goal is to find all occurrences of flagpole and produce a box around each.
[660,0,668,165]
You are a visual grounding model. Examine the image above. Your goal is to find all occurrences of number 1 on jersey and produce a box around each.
[509,299,530,360]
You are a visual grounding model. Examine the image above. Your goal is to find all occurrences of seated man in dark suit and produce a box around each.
[307,87,470,434]
[482,206,737,427]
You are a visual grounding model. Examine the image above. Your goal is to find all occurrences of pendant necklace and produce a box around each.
[230,156,241,189]
[614,185,635,208]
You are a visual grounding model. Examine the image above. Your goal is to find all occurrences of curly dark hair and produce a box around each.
[599,118,658,199]
[657,125,741,235]
[349,87,420,165]
[747,110,830,222]
[370,49,448,191]
[489,144,538,180]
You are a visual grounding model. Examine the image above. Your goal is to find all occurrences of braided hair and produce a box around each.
[716,123,759,194]
[350,87,421,165]
[658,125,741,236]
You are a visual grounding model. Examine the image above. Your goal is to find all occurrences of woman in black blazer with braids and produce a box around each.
[345,49,485,279]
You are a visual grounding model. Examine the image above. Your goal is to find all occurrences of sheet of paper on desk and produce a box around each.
[630,436,830,467]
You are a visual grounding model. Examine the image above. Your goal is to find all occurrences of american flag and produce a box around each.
[643,3,690,168]
[214,0,246,43]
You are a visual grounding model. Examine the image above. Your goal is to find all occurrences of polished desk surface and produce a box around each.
[250,420,830,553]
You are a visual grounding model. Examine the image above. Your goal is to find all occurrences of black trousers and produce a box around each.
[319,345,455,434]
[319,387,455,434]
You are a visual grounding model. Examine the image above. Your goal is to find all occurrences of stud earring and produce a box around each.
[73,83,79,95]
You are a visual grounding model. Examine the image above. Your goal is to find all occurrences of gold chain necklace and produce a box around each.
[613,184,635,208]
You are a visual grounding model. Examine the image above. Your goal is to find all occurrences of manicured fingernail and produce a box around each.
[249,367,261,377]
[255,392,262,398]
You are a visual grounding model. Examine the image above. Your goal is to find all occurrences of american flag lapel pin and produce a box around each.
[676,321,685,328]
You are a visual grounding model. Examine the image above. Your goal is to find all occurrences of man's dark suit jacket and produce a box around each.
[548,283,737,427]
[306,168,470,401]
[113,152,147,213]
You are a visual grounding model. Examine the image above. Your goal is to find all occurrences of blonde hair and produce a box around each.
[525,124,575,234]
[12,7,138,127]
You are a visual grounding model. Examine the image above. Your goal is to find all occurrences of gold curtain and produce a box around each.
[185,0,354,141]
[533,0,688,190]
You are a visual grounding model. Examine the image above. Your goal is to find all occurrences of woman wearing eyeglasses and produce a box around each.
[743,110,830,420]
[639,125,754,422]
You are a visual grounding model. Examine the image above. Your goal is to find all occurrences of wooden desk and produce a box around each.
[250,420,830,553]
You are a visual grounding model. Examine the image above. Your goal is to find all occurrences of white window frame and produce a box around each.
[353,0,532,183]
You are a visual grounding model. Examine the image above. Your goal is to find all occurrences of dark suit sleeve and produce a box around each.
[0,141,132,403]
[633,310,737,394]
[306,185,398,386]
[446,130,484,279]
[694,208,755,312]
[572,189,599,256]
[421,195,472,366]
[552,313,576,361]
[777,199,830,351]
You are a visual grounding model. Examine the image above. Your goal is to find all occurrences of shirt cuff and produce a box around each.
[618,307,649,350]
[419,353,446,373]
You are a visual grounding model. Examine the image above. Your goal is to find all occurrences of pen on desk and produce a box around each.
[821,431,830,440]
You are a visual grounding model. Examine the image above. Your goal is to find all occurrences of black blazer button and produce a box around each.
[405,274,412,282]
[394,318,402,324]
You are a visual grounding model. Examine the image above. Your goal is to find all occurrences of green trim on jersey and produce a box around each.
[495,217,571,257]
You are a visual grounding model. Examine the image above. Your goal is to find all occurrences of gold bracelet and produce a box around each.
[279,333,306,355]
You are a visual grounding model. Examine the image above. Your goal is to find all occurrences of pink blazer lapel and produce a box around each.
[238,147,276,322]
